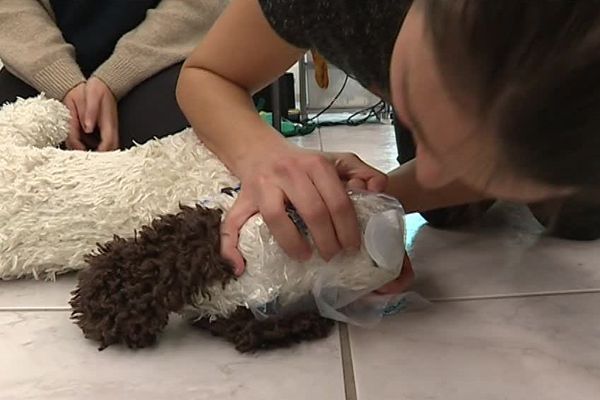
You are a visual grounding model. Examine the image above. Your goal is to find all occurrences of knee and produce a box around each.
[529,194,600,241]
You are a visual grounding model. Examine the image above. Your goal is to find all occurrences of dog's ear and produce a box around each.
[70,235,171,350]
[70,206,235,350]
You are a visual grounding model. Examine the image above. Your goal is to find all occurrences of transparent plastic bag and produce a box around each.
[241,190,430,326]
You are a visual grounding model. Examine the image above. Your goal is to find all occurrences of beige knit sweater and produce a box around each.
[0,0,228,100]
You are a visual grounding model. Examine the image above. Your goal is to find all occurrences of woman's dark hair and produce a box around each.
[424,0,600,188]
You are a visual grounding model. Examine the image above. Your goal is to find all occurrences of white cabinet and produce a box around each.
[297,53,381,115]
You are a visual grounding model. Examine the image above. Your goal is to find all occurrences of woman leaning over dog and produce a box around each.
[177,0,600,291]
[0,0,228,151]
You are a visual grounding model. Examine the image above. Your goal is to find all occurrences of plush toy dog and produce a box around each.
[0,96,408,352]
[0,95,236,280]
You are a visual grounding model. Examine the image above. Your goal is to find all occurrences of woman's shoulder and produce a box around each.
[258,0,411,96]
[258,0,409,48]
[258,0,324,49]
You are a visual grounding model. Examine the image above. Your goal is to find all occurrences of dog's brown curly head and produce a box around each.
[69,205,235,350]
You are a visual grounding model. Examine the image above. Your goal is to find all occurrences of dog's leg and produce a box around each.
[191,308,335,353]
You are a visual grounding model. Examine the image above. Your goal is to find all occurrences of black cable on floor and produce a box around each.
[300,74,389,129]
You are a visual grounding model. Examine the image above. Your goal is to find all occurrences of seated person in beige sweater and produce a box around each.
[0,0,227,150]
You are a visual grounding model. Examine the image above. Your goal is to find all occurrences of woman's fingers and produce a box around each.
[258,185,313,261]
[74,96,87,133]
[83,90,100,134]
[62,83,88,150]
[234,148,378,264]
[64,100,86,151]
[220,193,257,276]
[346,178,367,191]
[305,157,361,254]
[96,95,120,152]
[333,152,388,192]
[281,176,341,261]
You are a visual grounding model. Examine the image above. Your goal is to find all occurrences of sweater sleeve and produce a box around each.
[0,0,85,100]
[92,0,229,100]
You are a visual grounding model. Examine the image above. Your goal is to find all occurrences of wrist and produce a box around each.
[385,164,421,213]
[230,133,290,177]
[386,162,490,213]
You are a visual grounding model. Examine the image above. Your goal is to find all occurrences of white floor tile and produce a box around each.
[408,202,600,299]
[0,275,77,309]
[320,124,398,173]
[349,293,600,400]
[320,124,600,297]
[0,312,345,400]
[286,130,322,151]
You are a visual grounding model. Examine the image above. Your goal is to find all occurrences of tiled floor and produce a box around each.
[350,294,600,400]
[1,123,599,399]
[1,312,344,400]
[319,124,600,400]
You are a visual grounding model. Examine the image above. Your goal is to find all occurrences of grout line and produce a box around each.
[0,306,70,312]
[2,289,600,312]
[3,289,600,312]
[339,323,358,400]
[317,128,324,151]
[428,288,600,303]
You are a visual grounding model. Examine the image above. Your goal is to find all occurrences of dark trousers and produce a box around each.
[392,114,600,241]
[0,62,188,149]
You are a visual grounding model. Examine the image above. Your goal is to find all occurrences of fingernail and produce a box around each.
[234,265,244,277]
[235,257,247,276]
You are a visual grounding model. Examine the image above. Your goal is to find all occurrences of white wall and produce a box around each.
[288,58,380,113]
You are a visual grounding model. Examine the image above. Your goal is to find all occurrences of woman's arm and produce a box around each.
[385,160,490,213]
[91,0,228,100]
[177,0,377,272]
[0,0,84,100]
[176,0,305,173]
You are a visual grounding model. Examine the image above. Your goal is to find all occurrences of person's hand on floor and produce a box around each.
[83,77,120,151]
[63,83,88,151]
[220,146,387,275]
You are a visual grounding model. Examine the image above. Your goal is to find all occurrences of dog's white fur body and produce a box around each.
[0,96,403,319]
[0,96,236,280]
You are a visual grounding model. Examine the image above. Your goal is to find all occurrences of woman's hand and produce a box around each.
[63,78,119,151]
[83,77,120,151]
[63,83,88,151]
[326,152,388,192]
[221,145,388,275]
